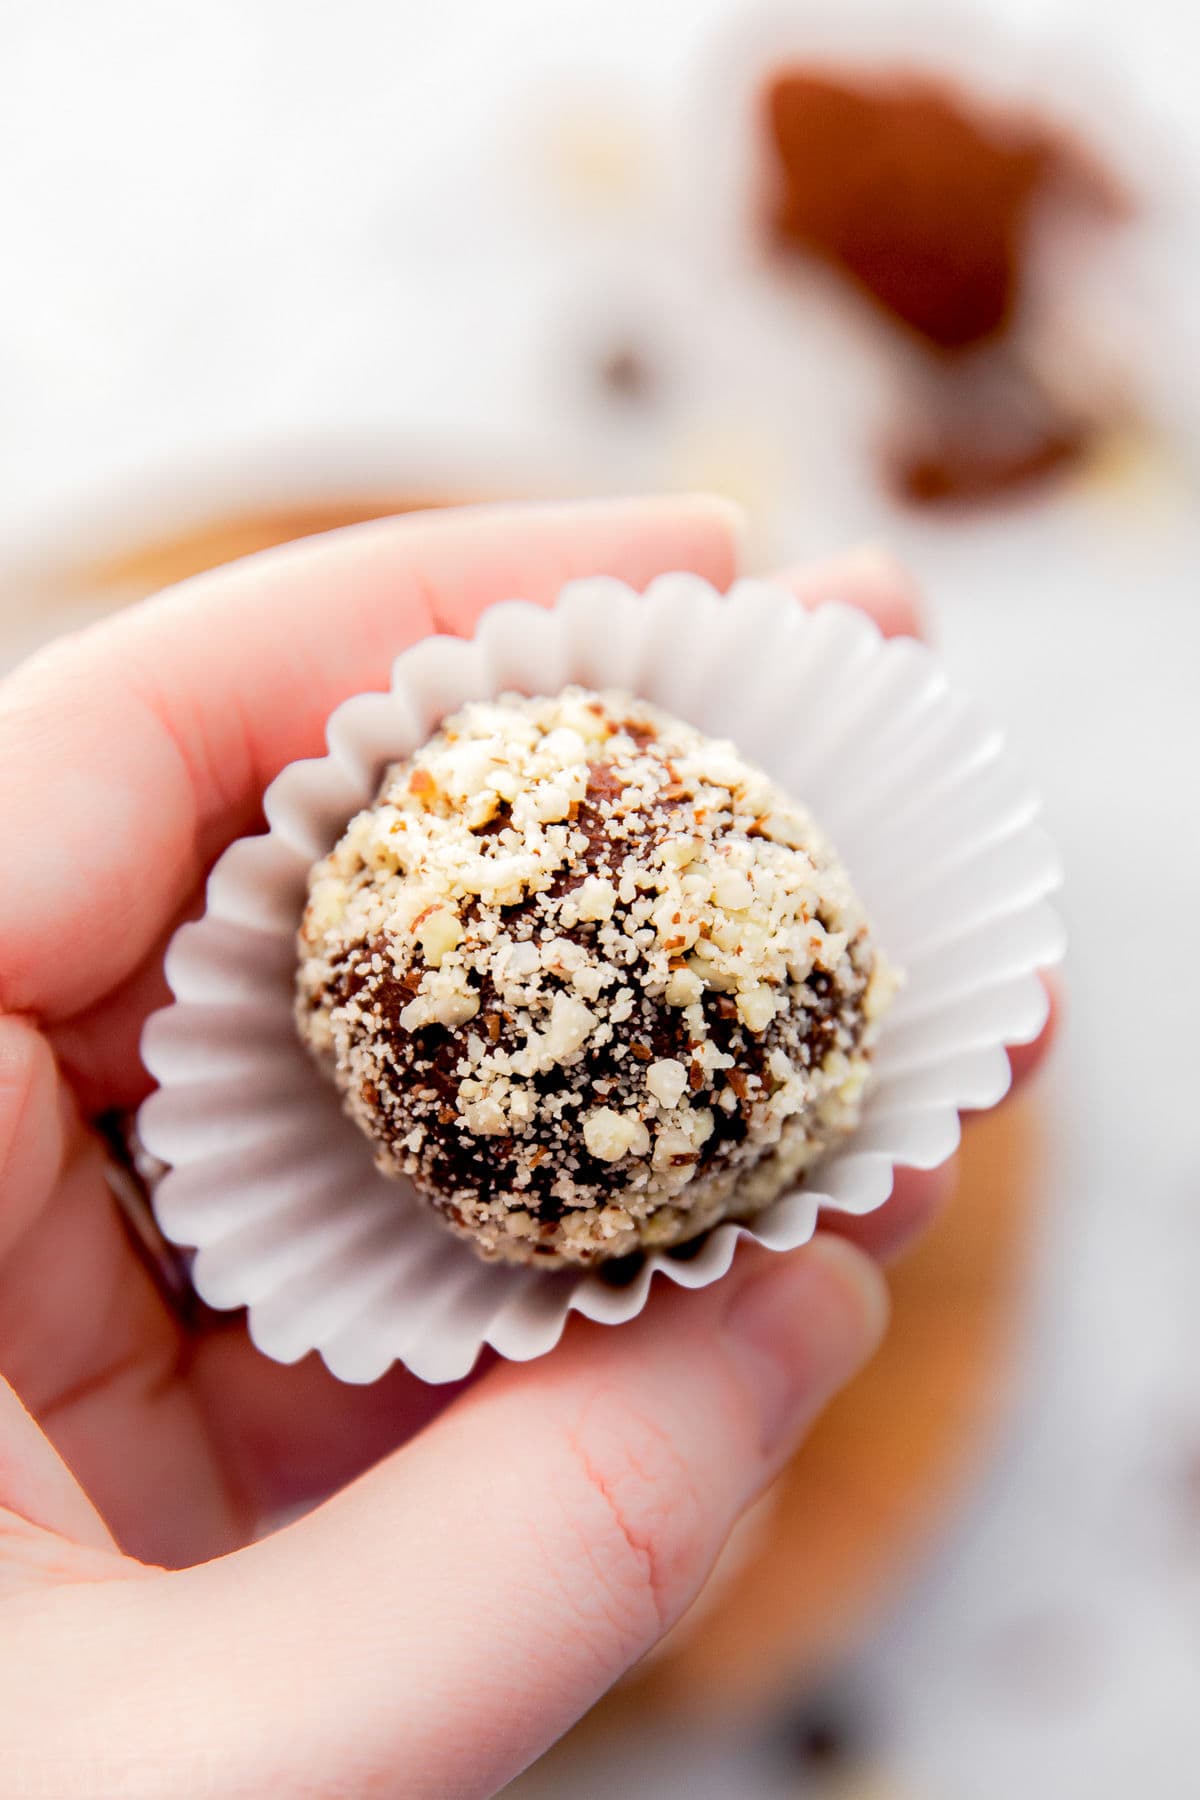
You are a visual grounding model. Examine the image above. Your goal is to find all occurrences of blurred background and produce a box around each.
[2,1,1199,1794]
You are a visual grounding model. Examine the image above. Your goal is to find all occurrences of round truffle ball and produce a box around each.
[295,688,894,1268]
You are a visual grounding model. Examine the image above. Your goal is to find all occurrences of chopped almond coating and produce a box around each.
[296,688,895,1268]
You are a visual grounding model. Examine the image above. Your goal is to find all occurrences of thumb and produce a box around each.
[8,1236,886,1799]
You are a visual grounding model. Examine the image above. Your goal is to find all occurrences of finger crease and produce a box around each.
[564,1423,670,1636]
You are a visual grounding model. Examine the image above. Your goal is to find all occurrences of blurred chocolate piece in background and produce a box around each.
[762,68,1129,506]
[884,345,1098,506]
[763,70,1121,351]
[596,341,658,405]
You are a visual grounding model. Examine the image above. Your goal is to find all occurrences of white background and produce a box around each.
[2,2,1199,1795]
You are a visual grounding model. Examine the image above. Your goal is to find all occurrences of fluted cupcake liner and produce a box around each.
[138,576,1063,1382]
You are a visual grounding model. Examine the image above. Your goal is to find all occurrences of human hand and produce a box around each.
[0,498,1053,1797]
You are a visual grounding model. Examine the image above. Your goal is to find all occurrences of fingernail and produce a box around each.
[722,1237,889,1456]
[838,542,901,575]
[707,494,750,534]
[685,493,749,569]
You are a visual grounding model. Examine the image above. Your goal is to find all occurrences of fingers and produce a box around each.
[0,1017,252,1567]
[33,529,927,1117]
[46,917,179,1114]
[769,545,924,639]
[0,1016,66,1261]
[823,1162,958,1265]
[0,495,742,1023]
[187,1326,471,1518]
[194,1237,884,1796]
[1007,967,1062,1089]
[11,1237,884,1798]
[0,1374,118,1560]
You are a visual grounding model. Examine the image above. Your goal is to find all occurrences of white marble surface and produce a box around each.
[2,2,1199,1795]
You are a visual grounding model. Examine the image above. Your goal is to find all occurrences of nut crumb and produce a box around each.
[296,687,893,1268]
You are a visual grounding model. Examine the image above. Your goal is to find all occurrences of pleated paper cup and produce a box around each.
[138,576,1063,1383]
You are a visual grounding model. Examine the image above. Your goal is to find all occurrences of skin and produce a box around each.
[0,498,1054,1798]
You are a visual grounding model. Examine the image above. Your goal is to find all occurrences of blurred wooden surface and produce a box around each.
[74,494,452,597]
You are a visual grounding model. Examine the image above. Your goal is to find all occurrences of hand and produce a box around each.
[0,498,1053,1797]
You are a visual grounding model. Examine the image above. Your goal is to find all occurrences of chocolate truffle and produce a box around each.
[295,689,894,1268]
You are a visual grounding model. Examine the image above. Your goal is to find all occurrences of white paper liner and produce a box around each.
[138,577,1063,1383]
